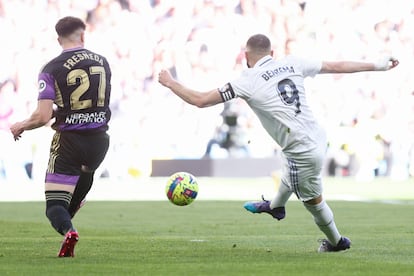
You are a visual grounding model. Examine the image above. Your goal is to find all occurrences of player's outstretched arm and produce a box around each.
[158,69,223,108]
[320,56,399,74]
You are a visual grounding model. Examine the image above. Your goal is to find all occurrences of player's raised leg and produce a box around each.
[68,170,94,218]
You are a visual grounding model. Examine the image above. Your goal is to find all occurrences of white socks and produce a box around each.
[270,182,293,209]
[304,200,341,245]
[270,181,342,246]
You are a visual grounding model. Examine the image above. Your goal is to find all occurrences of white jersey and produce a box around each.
[219,55,324,157]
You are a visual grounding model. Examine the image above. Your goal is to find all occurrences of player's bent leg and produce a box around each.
[68,170,94,218]
[270,181,292,210]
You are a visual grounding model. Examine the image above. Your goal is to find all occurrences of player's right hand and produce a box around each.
[10,122,24,141]
[374,56,399,71]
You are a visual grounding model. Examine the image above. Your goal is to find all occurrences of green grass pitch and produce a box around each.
[0,177,413,275]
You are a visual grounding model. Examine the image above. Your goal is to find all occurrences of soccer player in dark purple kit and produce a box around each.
[10,16,111,257]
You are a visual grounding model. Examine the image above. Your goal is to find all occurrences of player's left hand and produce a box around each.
[10,122,24,141]
[158,69,174,88]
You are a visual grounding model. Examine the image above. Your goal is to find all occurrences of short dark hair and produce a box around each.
[246,34,271,53]
[55,16,86,37]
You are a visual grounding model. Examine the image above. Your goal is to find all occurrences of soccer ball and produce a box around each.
[165,172,199,206]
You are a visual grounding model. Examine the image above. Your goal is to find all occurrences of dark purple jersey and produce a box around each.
[38,47,111,132]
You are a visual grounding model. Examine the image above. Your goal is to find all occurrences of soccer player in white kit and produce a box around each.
[158,34,399,252]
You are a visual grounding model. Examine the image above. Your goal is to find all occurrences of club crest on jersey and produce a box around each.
[38,80,46,93]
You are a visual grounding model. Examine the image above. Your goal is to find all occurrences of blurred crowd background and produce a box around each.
[0,0,413,183]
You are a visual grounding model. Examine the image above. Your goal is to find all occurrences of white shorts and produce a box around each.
[281,136,327,202]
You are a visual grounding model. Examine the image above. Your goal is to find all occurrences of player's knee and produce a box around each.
[304,195,323,205]
[81,165,94,173]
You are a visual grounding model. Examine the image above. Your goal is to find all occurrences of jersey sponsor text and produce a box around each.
[65,111,107,124]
